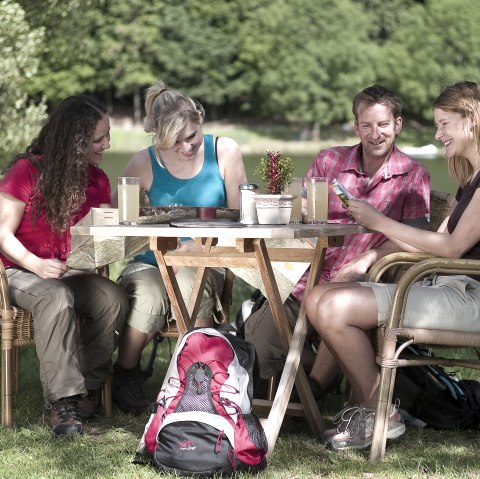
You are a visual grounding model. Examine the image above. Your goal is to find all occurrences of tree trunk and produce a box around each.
[106,88,114,116]
[311,120,320,141]
[133,87,142,125]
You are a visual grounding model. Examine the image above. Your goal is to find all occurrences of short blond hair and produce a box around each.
[144,81,205,150]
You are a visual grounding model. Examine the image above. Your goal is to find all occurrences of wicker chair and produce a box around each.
[366,190,480,462]
[372,190,456,283]
[0,261,113,427]
[368,257,480,462]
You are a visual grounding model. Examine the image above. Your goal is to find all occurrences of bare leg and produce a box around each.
[306,282,355,389]
[309,342,341,390]
[305,282,380,407]
[117,324,156,369]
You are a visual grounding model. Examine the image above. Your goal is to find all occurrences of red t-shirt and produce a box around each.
[0,158,111,268]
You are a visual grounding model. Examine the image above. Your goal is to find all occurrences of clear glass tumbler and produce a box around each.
[306,177,328,223]
[286,177,303,224]
[117,177,140,225]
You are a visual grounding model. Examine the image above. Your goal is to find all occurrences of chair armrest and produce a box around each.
[0,257,12,311]
[387,257,480,329]
[367,252,436,283]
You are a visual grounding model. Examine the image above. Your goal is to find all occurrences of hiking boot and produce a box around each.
[49,396,83,437]
[112,363,149,415]
[77,389,102,421]
[325,402,405,451]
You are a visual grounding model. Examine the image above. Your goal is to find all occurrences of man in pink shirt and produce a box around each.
[244,85,430,398]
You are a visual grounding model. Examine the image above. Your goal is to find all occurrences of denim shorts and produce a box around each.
[360,275,480,332]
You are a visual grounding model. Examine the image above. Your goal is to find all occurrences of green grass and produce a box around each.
[1,123,472,478]
[3,344,480,478]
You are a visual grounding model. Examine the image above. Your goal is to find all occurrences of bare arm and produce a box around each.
[332,240,402,282]
[111,150,152,207]
[382,207,454,252]
[216,137,247,209]
[0,193,68,278]
[348,191,480,258]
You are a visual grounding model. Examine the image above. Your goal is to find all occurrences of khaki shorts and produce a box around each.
[118,262,225,334]
[360,275,480,332]
[244,295,316,379]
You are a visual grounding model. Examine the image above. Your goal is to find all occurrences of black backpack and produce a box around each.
[393,345,480,429]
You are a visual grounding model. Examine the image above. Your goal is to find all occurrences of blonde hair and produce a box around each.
[433,81,480,187]
[144,81,205,150]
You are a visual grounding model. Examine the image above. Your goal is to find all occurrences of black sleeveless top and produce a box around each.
[447,170,480,261]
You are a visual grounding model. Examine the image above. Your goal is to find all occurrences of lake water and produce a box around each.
[103,152,457,195]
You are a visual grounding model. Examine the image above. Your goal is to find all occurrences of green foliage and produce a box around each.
[255,150,294,194]
[0,0,46,166]
[18,0,105,100]
[236,0,379,134]
[4,0,480,135]
[376,0,480,120]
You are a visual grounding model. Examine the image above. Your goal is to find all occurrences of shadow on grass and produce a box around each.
[5,322,480,478]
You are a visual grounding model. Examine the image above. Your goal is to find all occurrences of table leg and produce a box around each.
[151,244,208,400]
[153,249,192,335]
[252,239,326,457]
[185,238,214,322]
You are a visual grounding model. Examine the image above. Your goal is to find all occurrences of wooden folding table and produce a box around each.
[83,222,367,456]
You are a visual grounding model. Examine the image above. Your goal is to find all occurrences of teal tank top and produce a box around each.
[134,134,227,266]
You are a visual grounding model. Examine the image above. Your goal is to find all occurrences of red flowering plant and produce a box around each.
[254,150,294,194]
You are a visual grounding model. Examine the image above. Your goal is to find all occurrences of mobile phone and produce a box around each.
[330,179,353,206]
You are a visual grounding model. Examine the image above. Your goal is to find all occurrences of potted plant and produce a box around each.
[253,150,297,224]
[255,150,295,195]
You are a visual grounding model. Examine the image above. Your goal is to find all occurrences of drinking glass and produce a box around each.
[306,177,328,223]
[286,177,303,224]
[117,177,140,225]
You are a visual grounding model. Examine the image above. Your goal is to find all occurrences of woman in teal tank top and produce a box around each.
[110,80,247,414]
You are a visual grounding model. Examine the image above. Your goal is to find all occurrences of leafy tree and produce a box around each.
[352,0,424,42]
[0,0,46,167]
[94,1,162,121]
[18,0,105,102]
[234,0,380,138]
[378,0,480,120]
[148,0,249,119]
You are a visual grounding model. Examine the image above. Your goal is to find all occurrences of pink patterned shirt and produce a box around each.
[291,143,430,301]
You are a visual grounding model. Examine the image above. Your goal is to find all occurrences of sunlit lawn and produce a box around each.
[2,341,480,479]
[0,123,470,478]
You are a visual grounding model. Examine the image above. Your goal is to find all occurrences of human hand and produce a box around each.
[172,240,203,274]
[347,199,384,230]
[176,239,203,253]
[33,258,69,279]
[331,251,375,283]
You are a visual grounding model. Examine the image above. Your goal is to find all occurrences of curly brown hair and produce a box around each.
[4,95,107,233]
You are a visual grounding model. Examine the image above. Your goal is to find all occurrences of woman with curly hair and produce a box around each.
[0,95,128,436]
[111,81,247,414]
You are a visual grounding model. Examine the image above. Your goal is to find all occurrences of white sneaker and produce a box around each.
[325,402,405,451]
[319,405,371,445]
